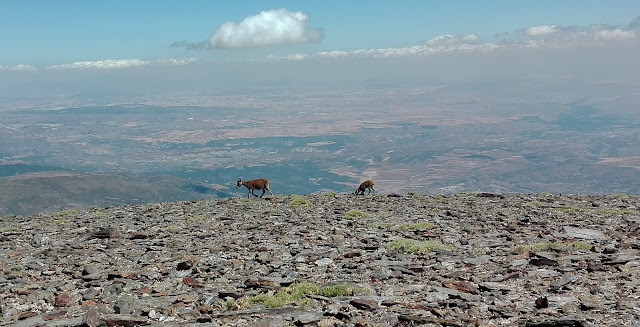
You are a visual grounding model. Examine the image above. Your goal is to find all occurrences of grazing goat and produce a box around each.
[236,178,273,198]
[355,180,375,195]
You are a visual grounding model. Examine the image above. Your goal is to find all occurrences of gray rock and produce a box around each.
[1,194,638,326]
[463,255,492,265]
[563,226,605,240]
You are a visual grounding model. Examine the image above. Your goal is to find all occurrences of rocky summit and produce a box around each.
[1,193,639,327]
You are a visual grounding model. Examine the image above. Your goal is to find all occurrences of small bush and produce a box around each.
[56,209,79,217]
[166,225,181,232]
[345,209,371,219]
[315,284,359,297]
[371,222,395,229]
[188,215,208,223]
[0,226,20,233]
[246,282,361,308]
[397,222,436,231]
[224,298,237,311]
[387,238,455,254]
[594,208,636,215]
[529,201,548,207]
[289,195,312,207]
[92,211,108,218]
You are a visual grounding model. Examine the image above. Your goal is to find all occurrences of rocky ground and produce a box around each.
[1,193,639,327]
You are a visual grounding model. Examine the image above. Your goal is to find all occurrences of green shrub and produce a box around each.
[0,226,20,233]
[224,298,236,311]
[515,241,592,253]
[594,208,636,215]
[397,222,436,231]
[370,222,395,229]
[166,225,181,232]
[289,195,312,207]
[56,209,79,217]
[92,211,108,218]
[246,282,361,308]
[345,209,371,219]
[187,214,208,223]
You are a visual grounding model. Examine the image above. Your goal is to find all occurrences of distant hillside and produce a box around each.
[0,171,233,216]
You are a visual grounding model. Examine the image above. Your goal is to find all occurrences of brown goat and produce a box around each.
[354,180,375,195]
[236,178,273,198]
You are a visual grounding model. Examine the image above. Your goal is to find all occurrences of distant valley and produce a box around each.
[2,84,640,216]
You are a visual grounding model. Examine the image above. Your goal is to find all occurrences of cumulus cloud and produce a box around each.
[172,9,324,50]
[268,17,639,62]
[514,20,637,45]
[47,59,150,70]
[6,15,639,71]
[263,53,308,62]
[0,64,37,71]
[42,58,201,71]
[593,28,636,41]
[421,34,479,46]
[523,24,560,36]
[157,58,198,65]
[318,50,350,58]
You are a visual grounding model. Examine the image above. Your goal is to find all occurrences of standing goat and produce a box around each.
[236,178,274,198]
[354,180,375,195]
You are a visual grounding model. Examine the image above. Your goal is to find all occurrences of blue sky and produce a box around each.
[2,0,639,67]
[1,1,640,104]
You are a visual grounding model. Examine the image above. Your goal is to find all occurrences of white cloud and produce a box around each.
[0,64,36,71]
[209,9,324,49]
[264,53,307,62]
[47,59,150,70]
[318,50,350,58]
[284,53,306,61]
[6,16,639,72]
[157,58,198,65]
[423,34,479,46]
[172,9,324,50]
[593,28,635,41]
[523,24,560,36]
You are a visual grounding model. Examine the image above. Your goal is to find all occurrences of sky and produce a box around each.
[1,1,640,102]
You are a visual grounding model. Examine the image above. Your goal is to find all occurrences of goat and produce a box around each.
[236,178,273,198]
[354,180,375,195]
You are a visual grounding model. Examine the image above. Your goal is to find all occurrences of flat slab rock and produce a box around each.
[1,193,639,326]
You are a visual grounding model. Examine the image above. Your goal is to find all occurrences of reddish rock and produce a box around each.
[82,309,100,327]
[350,299,378,311]
[55,293,72,307]
[129,232,148,239]
[17,311,37,320]
[442,280,479,294]
[137,287,152,295]
[43,311,67,321]
[104,316,149,327]
[183,276,203,288]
